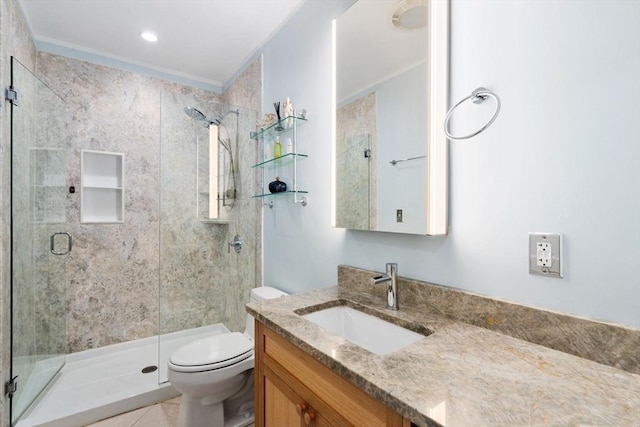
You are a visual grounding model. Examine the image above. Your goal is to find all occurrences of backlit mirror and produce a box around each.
[333,0,449,235]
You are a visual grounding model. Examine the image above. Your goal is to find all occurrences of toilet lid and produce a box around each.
[169,332,253,372]
[252,286,287,301]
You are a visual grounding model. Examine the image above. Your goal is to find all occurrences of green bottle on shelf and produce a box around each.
[273,137,282,158]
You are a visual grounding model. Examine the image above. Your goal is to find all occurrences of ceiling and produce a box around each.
[336,0,426,103]
[18,0,305,91]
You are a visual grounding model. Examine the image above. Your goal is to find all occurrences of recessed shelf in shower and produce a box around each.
[80,149,124,223]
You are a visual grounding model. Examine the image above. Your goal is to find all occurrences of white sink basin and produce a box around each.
[302,305,426,355]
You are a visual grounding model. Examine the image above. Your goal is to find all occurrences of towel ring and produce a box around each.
[444,87,501,140]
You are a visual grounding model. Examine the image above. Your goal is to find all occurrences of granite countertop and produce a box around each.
[246,286,640,427]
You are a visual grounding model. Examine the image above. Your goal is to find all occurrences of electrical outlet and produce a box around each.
[536,242,551,267]
[529,233,562,278]
[396,209,403,223]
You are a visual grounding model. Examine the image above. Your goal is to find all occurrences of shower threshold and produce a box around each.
[16,324,230,427]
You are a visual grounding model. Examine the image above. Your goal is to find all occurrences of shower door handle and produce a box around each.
[50,232,72,255]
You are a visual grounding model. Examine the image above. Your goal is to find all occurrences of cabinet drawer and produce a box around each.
[261,325,402,427]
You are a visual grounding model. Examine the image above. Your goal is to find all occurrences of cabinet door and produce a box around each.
[264,367,331,427]
[264,375,303,427]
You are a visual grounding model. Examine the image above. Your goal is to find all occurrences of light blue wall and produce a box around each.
[337,63,428,233]
[261,0,354,292]
[375,64,427,232]
[261,0,640,327]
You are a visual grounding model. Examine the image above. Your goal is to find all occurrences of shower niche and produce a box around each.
[80,149,124,223]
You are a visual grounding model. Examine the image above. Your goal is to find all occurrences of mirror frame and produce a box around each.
[332,0,449,235]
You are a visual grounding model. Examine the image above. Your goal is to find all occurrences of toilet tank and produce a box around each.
[244,286,288,340]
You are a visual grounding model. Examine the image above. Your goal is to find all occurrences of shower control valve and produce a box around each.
[228,234,243,254]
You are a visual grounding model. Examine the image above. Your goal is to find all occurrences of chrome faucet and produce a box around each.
[371,263,399,311]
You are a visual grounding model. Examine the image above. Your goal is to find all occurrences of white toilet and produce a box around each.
[168,286,288,427]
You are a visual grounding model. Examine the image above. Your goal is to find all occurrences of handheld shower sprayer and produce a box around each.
[184,107,239,127]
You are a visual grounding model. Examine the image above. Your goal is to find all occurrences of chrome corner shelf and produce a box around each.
[252,190,309,199]
[252,114,307,139]
[252,152,308,169]
[252,111,308,206]
[252,191,309,207]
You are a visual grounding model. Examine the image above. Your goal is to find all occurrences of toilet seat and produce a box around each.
[169,332,253,373]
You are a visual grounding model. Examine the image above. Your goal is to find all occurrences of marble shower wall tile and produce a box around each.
[35,52,261,352]
[32,74,68,359]
[159,90,222,334]
[158,94,258,335]
[338,265,640,374]
[223,57,262,114]
[36,53,168,351]
[222,57,263,290]
[219,62,261,332]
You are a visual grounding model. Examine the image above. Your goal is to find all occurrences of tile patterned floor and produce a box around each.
[85,396,182,427]
[85,396,255,427]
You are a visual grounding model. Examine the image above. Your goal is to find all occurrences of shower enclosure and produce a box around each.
[9,58,259,425]
[9,57,68,424]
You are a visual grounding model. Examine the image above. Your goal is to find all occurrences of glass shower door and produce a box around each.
[10,57,68,424]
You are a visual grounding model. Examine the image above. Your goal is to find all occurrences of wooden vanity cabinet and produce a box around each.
[264,367,332,427]
[255,321,410,427]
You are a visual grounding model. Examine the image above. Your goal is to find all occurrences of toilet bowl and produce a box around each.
[167,286,288,427]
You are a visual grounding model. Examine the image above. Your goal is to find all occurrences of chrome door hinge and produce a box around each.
[5,86,18,106]
[5,375,18,398]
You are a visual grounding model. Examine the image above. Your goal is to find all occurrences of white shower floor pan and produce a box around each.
[16,324,230,427]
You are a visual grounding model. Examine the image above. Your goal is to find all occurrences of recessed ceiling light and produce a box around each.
[140,32,158,42]
[391,0,427,30]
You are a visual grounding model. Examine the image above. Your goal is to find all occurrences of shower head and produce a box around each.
[184,107,208,122]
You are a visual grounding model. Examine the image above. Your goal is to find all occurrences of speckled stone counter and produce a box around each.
[246,276,640,426]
